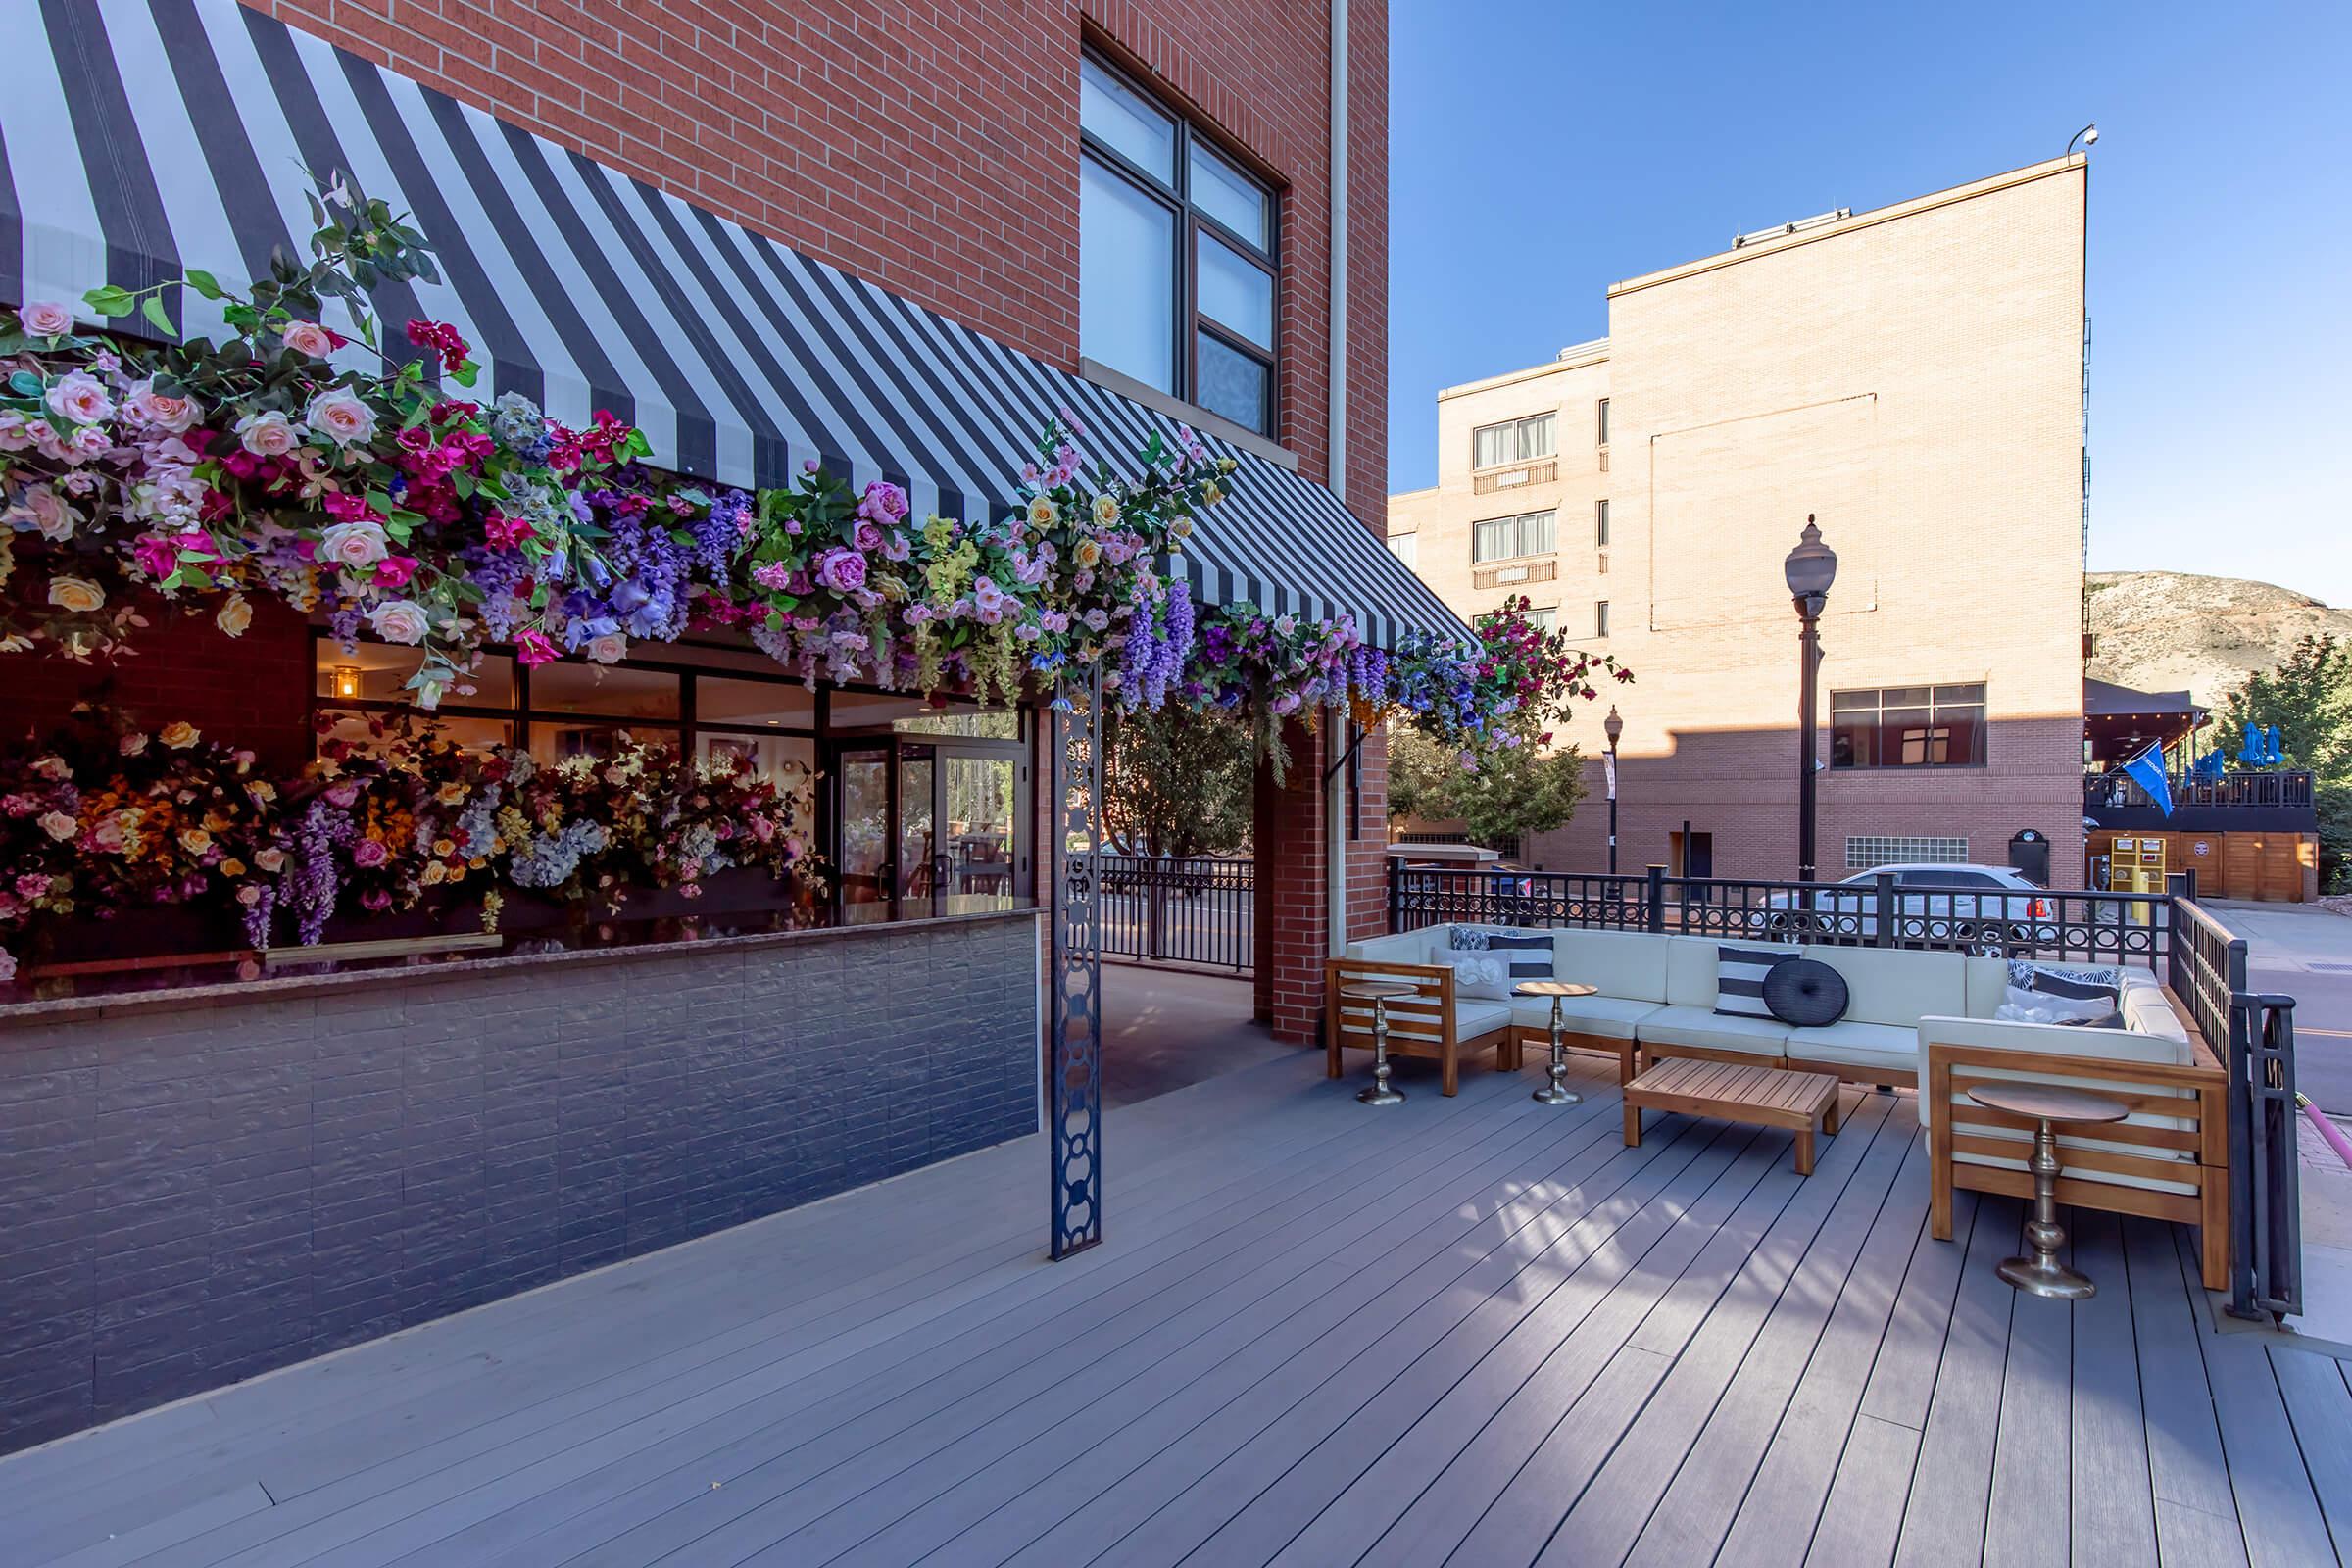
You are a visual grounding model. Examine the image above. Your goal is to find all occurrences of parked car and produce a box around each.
[1744,863,2061,952]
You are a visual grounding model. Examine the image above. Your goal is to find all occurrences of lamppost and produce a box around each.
[1603,705,1624,874]
[1785,516,1837,884]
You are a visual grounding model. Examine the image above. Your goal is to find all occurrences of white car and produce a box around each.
[1746,863,2061,951]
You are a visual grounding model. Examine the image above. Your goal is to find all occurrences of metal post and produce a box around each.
[1606,739,1620,875]
[1796,606,1822,884]
[1048,667,1103,1259]
[1645,864,1667,934]
[1875,871,1897,949]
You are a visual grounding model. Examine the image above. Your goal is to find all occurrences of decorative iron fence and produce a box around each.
[2173,898,2302,1319]
[1390,864,2177,969]
[1099,855,1253,971]
[2085,767,2315,812]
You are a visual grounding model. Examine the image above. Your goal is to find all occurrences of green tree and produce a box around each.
[1386,723,1587,848]
[1102,706,1253,856]
[2217,633,2352,890]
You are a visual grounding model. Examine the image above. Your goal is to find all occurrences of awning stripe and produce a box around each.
[7,0,1468,650]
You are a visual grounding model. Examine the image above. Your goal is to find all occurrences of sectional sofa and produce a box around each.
[1328,924,2230,1290]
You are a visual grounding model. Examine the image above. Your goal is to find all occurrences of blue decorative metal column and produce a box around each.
[1049,665,1104,1258]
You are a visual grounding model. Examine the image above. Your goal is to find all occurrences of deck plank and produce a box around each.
[2067,1212,2159,1568]
[1983,1241,2073,1567]
[2270,1349,2352,1557]
[1889,1195,2021,1568]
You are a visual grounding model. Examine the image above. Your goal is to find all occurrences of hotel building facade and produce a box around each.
[1391,157,2090,884]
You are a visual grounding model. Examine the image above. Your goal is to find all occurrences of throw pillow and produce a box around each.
[1763,957,1849,1028]
[1713,945,1790,1020]
[1994,958,2124,1025]
[1447,925,1556,999]
[1434,951,1510,1001]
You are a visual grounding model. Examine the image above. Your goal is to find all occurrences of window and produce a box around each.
[1846,835,1970,871]
[1594,499,1610,547]
[1470,509,1555,564]
[1386,532,1419,568]
[1831,684,1988,768]
[1593,600,1610,638]
[1596,398,1610,445]
[1471,411,1555,469]
[1079,54,1277,434]
[1524,606,1557,633]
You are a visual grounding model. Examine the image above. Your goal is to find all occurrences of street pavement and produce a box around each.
[2206,900,2352,1112]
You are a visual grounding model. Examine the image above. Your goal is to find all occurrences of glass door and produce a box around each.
[830,737,1031,921]
[940,749,1020,911]
[836,745,895,922]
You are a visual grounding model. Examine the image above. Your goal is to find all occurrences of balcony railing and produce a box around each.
[2084,767,2315,813]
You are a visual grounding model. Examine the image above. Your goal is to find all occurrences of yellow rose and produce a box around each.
[215,594,253,638]
[220,858,246,878]
[46,576,105,613]
[1073,537,1102,570]
[159,721,199,750]
[1217,456,1237,473]
[1090,494,1120,527]
[435,783,466,807]
[1201,480,1225,505]
[178,828,212,855]
[1026,496,1059,528]
[421,860,448,886]
[432,838,456,858]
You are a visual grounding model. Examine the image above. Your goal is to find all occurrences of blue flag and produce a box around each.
[2124,742,2174,816]
[2243,723,2265,765]
[2268,725,2285,764]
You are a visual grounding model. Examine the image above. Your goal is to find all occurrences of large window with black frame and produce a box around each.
[1830,683,1989,768]
[311,636,1036,918]
[1078,51,1279,435]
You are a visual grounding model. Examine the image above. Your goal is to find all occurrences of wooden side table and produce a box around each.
[1965,1081,2131,1299]
[1513,980,1598,1105]
[1341,980,1421,1106]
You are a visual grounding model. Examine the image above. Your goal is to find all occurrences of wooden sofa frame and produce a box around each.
[1637,1038,1917,1092]
[1323,957,1520,1097]
[1925,1006,2230,1292]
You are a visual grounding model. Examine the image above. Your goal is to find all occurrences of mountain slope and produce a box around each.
[2085,570,2352,710]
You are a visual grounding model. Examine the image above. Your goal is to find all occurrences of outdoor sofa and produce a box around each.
[1328,925,2229,1290]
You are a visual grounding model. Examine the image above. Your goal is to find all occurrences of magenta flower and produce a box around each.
[857,481,909,524]
[814,547,867,595]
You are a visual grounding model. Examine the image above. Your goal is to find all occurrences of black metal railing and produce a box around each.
[1099,855,1253,971]
[2174,898,2302,1319]
[2085,767,2316,812]
[1389,863,2178,968]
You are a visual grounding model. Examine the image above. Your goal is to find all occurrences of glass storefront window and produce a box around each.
[317,642,514,708]
[528,723,680,765]
[698,677,817,728]
[894,710,1019,739]
[316,710,513,756]
[528,661,681,719]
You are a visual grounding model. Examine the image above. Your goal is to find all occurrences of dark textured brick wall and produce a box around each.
[0,912,1041,1453]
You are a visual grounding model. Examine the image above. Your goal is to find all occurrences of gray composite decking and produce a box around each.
[2,1045,2346,1567]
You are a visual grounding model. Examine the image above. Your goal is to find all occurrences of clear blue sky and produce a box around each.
[1387,1,2352,606]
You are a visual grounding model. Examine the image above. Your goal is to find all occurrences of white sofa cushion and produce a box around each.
[1635,1004,1789,1058]
[1345,929,1442,965]
[1550,928,1671,1004]
[1510,994,1663,1041]
[1785,1019,1919,1074]
[1962,955,2010,1018]
[1451,1001,1516,1041]
[1662,934,1796,1008]
[1916,1012,2201,1194]
[1800,944,1966,1028]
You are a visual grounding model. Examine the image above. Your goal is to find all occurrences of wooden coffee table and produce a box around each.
[1623,1058,1842,1174]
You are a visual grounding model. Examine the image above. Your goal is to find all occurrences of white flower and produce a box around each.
[45,576,105,613]
[37,810,74,842]
[367,598,431,645]
[45,371,113,426]
[118,733,147,758]
[234,410,300,457]
[122,379,200,433]
[280,320,337,358]
[1275,613,1298,638]
[304,387,378,447]
[318,519,389,571]
[584,632,628,665]
[215,594,253,638]
[19,301,74,338]
[1090,493,1121,527]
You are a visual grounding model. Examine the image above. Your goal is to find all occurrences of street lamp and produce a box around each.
[2066,122,2098,157]
[1603,705,1624,874]
[1785,516,1837,884]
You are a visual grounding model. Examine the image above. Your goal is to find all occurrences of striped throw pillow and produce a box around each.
[1447,926,1555,1000]
[1713,945,1791,1020]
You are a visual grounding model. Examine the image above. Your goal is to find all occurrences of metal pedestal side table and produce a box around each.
[1514,980,1599,1105]
[1965,1081,2131,1299]
[1343,981,1421,1106]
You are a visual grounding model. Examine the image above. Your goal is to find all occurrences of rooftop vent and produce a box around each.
[1733,207,1851,249]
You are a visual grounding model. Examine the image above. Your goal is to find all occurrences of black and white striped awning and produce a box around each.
[0,0,1466,650]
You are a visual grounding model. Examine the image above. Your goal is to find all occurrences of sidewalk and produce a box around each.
[1099,963,1298,1108]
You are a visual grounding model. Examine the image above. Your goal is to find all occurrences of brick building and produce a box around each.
[0,0,1434,1446]
[1391,158,2090,885]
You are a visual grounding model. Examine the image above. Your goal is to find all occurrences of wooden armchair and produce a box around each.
[1925,1012,2230,1291]
[1323,956,1521,1097]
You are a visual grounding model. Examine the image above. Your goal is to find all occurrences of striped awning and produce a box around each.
[0,0,1466,651]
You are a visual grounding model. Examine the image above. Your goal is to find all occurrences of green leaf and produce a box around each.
[452,360,479,389]
[8,370,43,398]
[82,284,135,318]
[451,471,475,500]
[184,270,225,301]
[140,295,178,339]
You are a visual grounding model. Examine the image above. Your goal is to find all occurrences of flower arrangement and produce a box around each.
[0,707,819,978]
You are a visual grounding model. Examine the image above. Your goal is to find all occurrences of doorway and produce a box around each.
[832,736,1031,921]
[1671,827,1715,880]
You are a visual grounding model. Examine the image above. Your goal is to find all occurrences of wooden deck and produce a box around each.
[2,1047,2346,1567]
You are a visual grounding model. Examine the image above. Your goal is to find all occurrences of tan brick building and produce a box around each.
[1392,156,2089,883]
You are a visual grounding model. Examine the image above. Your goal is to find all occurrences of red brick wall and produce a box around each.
[3,600,315,773]
[239,0,1390,518]
[1252,717,1389,1044]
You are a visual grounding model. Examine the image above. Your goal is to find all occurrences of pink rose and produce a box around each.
[857,481,908,523]
[352,838,389,869]
[15,873,49,900]
[19,301,74,338]
[305,388,378,447]
[319,519,389,571]
[366,599,431,645]
[235,410,299,457]
[853,521,883,551]
[280,320,339,358]
[122,379,200,432]
[324,781,361,808]
[814,547,867,595]
[45,371,114,426]
[584,632,628,665]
